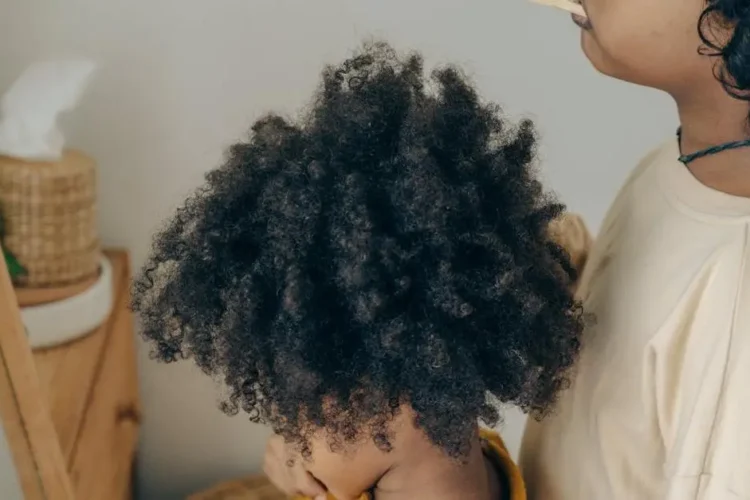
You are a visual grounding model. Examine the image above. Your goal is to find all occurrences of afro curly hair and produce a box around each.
[131,42,584,458]
[699,0,750,121]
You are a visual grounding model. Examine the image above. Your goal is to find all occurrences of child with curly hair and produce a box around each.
[132,42,588,500]
[520,1,750,499]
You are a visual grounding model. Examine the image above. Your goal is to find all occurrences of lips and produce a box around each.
[570,0,592,29]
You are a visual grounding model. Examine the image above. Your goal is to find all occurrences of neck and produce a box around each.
[373,432,500,500]
[675,83,750,197]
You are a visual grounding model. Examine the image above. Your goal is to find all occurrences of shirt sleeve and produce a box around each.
[656,249,750,500]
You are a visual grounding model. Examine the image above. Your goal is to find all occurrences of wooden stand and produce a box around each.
[33,250,140,499]
[0,246,74,500]
[0,248,140,499]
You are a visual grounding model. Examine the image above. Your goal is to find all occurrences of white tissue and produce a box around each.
[0,60,95,161]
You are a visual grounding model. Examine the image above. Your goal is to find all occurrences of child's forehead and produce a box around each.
[305,434,385,499]
[301,411,419,499]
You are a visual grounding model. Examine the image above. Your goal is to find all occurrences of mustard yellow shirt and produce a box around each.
[294,429,525,500]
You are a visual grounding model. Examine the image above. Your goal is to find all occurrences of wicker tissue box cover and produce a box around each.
[0,149,99,287]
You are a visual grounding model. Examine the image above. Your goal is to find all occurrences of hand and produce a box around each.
[263,435,328,500]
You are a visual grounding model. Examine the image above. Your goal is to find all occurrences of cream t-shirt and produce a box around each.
[520,138,750,500]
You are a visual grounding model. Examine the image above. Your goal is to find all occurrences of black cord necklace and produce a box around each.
[677,127,750,165]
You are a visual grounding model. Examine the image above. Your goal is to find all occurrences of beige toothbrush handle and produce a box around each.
[529,0,586,17]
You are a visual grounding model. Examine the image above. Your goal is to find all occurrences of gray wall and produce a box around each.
[0,0,675,498]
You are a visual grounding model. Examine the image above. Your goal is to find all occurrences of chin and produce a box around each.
[580,30,640,84]
[580,30,610,75]
[579,30,671,90]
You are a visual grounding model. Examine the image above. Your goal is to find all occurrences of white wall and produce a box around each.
[0,0,676,498]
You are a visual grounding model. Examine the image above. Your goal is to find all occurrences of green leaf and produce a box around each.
[0,208,23,278]
[4,249,26,279]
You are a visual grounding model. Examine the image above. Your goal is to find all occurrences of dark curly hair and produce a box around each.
[699,0,750,121]
[132,42,584,458]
